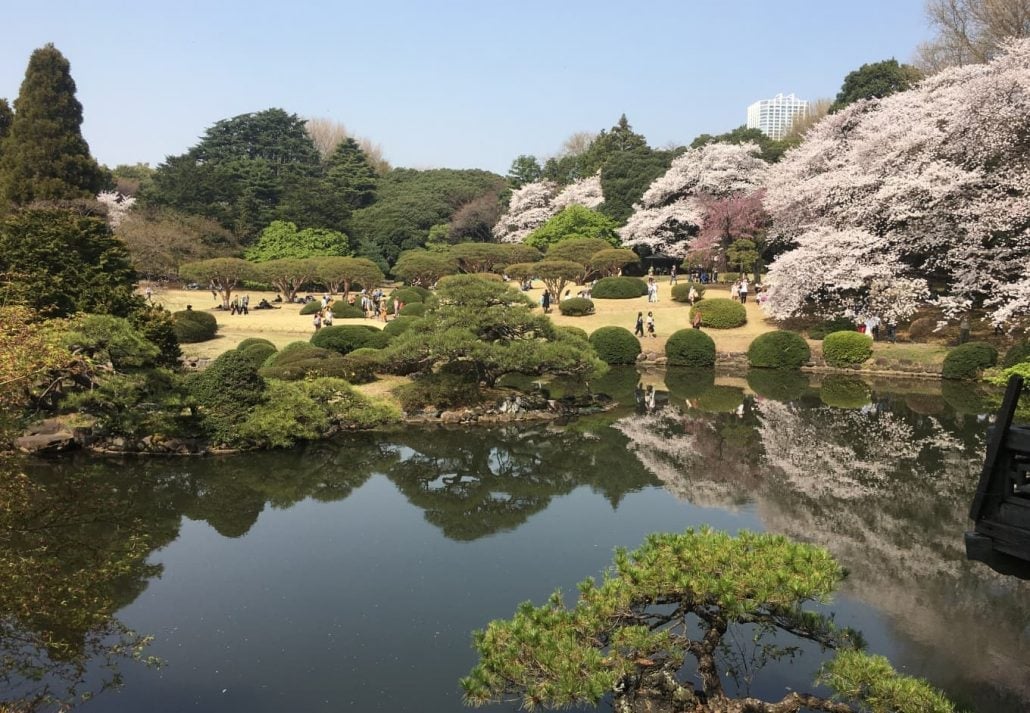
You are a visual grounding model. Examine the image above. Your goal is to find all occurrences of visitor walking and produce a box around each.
[646,311,656,338]
[324,308,334,326]
[730,281,740,302]
[541,290,551,314]
[634,311,644,337]
[670,265,678,285]
[688,285,698,305]
[692,309,703,329]
[739,279,748,304]
[313,312,322,331]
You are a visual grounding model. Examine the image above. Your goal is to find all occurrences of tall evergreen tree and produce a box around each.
[0,44,108,207]
[0,99,12,142]
[322,137,377,210]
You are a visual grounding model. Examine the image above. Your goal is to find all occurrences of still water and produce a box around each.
[3,370,1029,712]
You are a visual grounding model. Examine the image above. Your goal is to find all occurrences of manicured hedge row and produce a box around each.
[589,326,641,365]
[689,299,746,329]
[559,297,595,316]
[747,330,810,369]
[592,276,648,299]
[666,329,715,367]
[172,309,218,343]
[942,341,998,380]
[822,331,872,367]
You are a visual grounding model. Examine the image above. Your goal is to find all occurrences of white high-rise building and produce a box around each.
[746,93,808,140]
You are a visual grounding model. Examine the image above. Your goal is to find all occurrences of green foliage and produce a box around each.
[315,256,384,295]
[405,284,433,301]
[62,367,194,441]
[462,528,925,712]
[251,257,317,302]
[665,329,716,367]
[598,148,674,223]
[819,375,872,409]
[171,310,217,343]
[689,298,747,329]
[188,350,266,442]
[589,248,639,277]
[747,369,811,402]
[589,326,641,365]
[349,168,506,265]
[822,331,873,367]
[808,317,857,340]
[311,325,389,355]
[393,249,459,286]
[592,276,648,299]
[338,348,382,384]
[238,342,277,369]
[235,377,399,449]
[322,137,377,211]
[558,297,595,316]
[747,330,811,369]
[398,302,426,317]
[547,237,611,266]
[507,154,543,188]
[178,258,255,309]
[725,238,759,274]
[690,125,790,163]
[557,325,589,342]
[525,205,620,250]
[0,209,139,318]
[128,304,182,367]
[0,44,108,205]
[237,337,276,351]
[382,316,419,338]
[330,302,365,318]
[941,341,998,380]
[244,220,351,261]
[258,342,351,381]
[62,314,160,370]
[1002,341,1030,368]
[671,282,705,302]
[389,288,424,306]
[831,59,923,112]
[300,301,323,315]
[394,373,482,413]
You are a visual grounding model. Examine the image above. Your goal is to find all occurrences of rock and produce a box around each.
[440,410,464,423]
[14,430,76,454]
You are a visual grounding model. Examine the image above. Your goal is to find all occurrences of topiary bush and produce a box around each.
[258,343,351,381]
[398,302,427,317]
[665,329,716,367]
[402,284,433,301]
[383,315,421,338]
[591,276,648,299]
[311,325,389,355]
[689,299,746,329]
[819,375,872,409]
[338,348,381,384]
[747,330,811,369]
[239,342,277,369]
[188,350,266,442]
[331,302,365,319]
[299,300,322,315]
[589,326,641,365]
[172,309,218,343]
[822,331,873,367]
[746,370,810,402]
[671,282,706,303]
[558,297,595,316]
[1002,341,1030,368]
[390,287,425,305]
[941,341,998,380]
[808,317,856,341]
[237,337,276,352]
[557,325,589,342]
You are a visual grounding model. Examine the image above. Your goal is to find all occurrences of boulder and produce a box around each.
[15,419,77,454]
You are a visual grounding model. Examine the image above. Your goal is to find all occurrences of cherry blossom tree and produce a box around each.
[621,143,768,258]
[492,174,604,244]
[96,191,135,228]
[763,39,1030,326]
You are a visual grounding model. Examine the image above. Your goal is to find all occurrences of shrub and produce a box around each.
[383,316,421,338]
[941,341,998,380]
[822,331,873,367]
[172,309,218,343]
[239,342,277,369]
[589,326,641,365]
[331,302,365,319]
[259,342,349,380]
[671,282,706,303]
[666,329,716,367]
[338,348,381,384]
[591,276,648,299]
[311,325,390,355]
[299,300,322,315]
[129,305,182,367]
[398,302,427,317]
[237,337,276,352]
[188,350,266,441]
[747,330,811,369]
[819,375,871,409]
[558,297,595,316]
[269,341,327,365]
[403,285,433,300]
[62,314,160,370]
[393,373,482,413]
[689,299,746,329]
[664,368,715,400]
[808,317,856,341]
[557,325,589,342]
[390,287,425,305]
[906,317,937,340]
[1002,341,1030,368]
[746,370,810,402]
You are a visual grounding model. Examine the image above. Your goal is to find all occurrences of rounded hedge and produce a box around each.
[331,302,365,319]
[592,276,648,299]
[747,330,811,369]
[558,297,595,316]
[942,341,998,380]
[557,325,589,342]
[269,341,326,365]
[390,288,425,305]
[383,315,421,338]
[589,326,641,365]
[236,337,276,352]
[808,317,856,341]
[822,331,873,367]
[259,354,351,381]
[299,300,323,315]
[671,282,706,303]
[398,302,427,317]
[239,342,277,369]
[172,309,218,343]
[665,329,716,367]
[403,285,433,300]
[746,369,810,402]
[689,299,747,329]
[819,375,871,409]
[338,348,381,384]
[311,325,390,355]
[1003,341,1030,368]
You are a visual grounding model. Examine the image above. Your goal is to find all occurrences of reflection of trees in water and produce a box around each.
[383,427,658,540]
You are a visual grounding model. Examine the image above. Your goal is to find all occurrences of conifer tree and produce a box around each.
[322,137,378,211]
[0,45,108,207]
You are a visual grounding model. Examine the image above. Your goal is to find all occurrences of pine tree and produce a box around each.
[323,137,378,210]
[0,45,108,207]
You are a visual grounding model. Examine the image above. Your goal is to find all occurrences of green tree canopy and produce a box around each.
[590,247,639,277]
[599,147,676,223]
[831,58,924,112]
[547,238,612,283]
[690,125,789,163]
[315,256,384,297]
[251,258,318,303]
[726,238,759,274]
[0,44,108,207]
[525,205,620,250]
[244,220,352,261]
[179,257,255,309]
[506,154,543,188]
[448,243,511,273]
[0,208,138,317]
[462,528,956,713]
[322,137,377,210]
[392,249,459,286]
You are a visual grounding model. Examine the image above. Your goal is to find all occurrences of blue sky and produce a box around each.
[1,0,931,174]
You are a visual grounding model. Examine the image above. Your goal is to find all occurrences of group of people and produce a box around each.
[729,278,750,304]
[646,277,660,303]
[634,311,657,338]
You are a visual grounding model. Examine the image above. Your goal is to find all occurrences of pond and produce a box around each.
[2,370,1029,712]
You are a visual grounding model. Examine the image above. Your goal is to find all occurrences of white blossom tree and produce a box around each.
[96,191,136,228]
[492,174,604,244]
[763,39,1030,325]
[620,143,767,257]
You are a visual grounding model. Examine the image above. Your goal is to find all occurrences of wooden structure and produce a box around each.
[965,375,1030,579]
